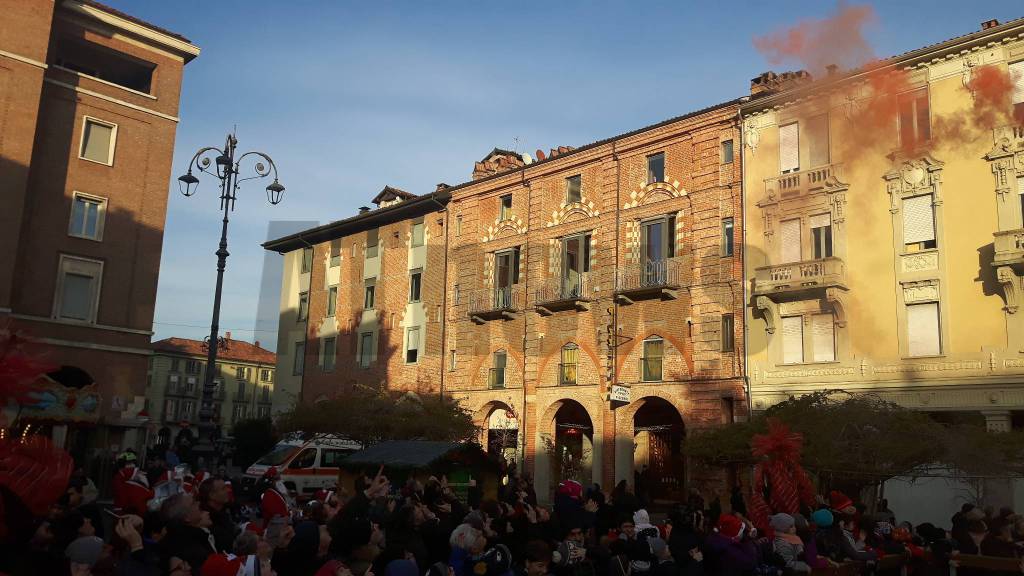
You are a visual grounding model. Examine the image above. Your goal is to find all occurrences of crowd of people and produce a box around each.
[9,451,1024,576]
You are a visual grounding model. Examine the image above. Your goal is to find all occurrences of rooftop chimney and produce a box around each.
[254,340,260,348]
[981,19,1000,30]
[750,70,813,96]
[435,183,450,192]
[358,206,370,214]
[826,64,839,77]
[472,148,525,180]
[225,331,232,340]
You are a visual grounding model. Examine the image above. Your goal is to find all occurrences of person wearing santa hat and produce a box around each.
[200,552,261,576]
[120,466,154,517]
[703,514,758,576]
[260,467,293,523]
[113,450,140,511]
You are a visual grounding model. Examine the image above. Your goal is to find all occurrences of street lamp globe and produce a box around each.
[266,180,285,205]
[177,171,199,197]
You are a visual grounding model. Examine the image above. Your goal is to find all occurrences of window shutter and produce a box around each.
[779,122,799,173]
[781,219,802,263]
[1017,175,1024,196]
[907,302,940,356]
[902,195,935,244]
[811,314,835,362]
[1010,61,1024,105]
[809,213,831,229]
[782,316,804,364]
[408,328,419,351]
[808,114,830,167]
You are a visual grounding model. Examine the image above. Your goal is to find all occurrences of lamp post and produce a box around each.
[177,133,285,461]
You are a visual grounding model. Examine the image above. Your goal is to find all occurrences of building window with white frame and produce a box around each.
[722,139,734,164]
[293,342,305,375]
[490,350,507,389]
[327,286,338,317]
[301,247,313,274]
[54,255,103,323]
[1011,61,1024,124]
[721,314,735,352]
[810,213,833,259]
[359,332,373,368]
[329,239,341,267]
[566,175,582,204]
[322,336,336,372]
[79,117,116,165]
[499,194,513,220]
[449,349,457,371]
[811,313,835,362]
[298,292,309,321]
[405,327,420,364]
[780,218,802,263]
[902,194,936,252]
[411,217,425,247]
[366,228,379,258]
[907,301,941,357]
[898,88,931,149]
[779,122,799,174]
[782,316,804,364]
[647,152,665,184]
[364,281,375,309]
[640,337,664,381]
[69,193,106,241]
[721,218,734,257]
[1017,176,1024,227]
[409,270,422,303]
[808,113,830,167]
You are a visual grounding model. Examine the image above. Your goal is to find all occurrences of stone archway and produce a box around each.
[615,395,687,503]
[535,398,600,500]
[478,401,520,467]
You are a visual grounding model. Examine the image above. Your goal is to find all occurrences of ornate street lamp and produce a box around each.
[177,134,284,461]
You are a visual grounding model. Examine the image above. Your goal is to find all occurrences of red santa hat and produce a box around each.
[829,490,855,514]
[201,553,244,576]
[556,479,583,500]
[716,514,745,540]
[261,486,289,522]
[239,522,264,536]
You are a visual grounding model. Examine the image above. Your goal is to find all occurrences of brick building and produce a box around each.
[267,100,748,501]
[263,188,451,404]
[149,334,276,448]
[0,0,198,458]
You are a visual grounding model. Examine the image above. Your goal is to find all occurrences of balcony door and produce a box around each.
[494,248,519,308]
[641,217,674,285]
[562,234,590,298]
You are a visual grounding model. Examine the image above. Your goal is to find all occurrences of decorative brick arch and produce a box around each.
[533,396,603,500]
[615,330,693,381]
[536,338,601,386]
[623,180,686,210]
[472,398,521,455]
[481,216,527,241]
[469,346,524,388]
[545,200,600,227]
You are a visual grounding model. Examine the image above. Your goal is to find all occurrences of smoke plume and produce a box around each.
[753,2,877,75]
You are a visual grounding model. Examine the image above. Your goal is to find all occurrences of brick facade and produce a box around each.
[268,100,748,501]
[0,0,197,458]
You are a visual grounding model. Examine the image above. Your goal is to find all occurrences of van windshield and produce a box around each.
[255,445,299,466]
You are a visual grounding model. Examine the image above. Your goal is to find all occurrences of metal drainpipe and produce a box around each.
[611,141,620,487]
[737,106,752,418]
[521,167,531,474]
[430,190,449,402]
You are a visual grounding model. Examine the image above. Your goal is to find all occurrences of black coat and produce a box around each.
[161,523,216,573]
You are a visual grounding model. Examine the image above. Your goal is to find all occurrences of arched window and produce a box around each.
[640,337,664,382]
[560,344,579,385]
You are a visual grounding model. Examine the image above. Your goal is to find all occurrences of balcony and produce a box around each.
[765,163,841,198]
[488,368,506,389]
[615,259,682,304]
[993,228,1024,270]
[468,286,524,323]
[753,257,847,298]
[534,273,593,315]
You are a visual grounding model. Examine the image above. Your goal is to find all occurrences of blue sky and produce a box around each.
[118,1,1022,345]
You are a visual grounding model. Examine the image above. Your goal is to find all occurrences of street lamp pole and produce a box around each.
[177,133,285,461]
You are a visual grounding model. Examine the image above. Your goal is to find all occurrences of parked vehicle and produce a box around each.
[243,433,360,497]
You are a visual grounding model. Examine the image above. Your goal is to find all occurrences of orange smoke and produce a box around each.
[753,2,877,75]
[930,65,1015,150]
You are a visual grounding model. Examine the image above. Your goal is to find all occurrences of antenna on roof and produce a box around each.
[512,136,520,154]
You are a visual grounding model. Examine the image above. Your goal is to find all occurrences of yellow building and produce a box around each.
[148,334,277,446]
[741,19,1024,432]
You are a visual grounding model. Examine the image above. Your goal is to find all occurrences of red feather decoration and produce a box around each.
[747,418,816,532]
[0,435,74,517]
[0,329,57,405]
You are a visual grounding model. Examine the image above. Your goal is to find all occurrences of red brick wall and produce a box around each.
[299,209,449,402]
[445,103,747,492]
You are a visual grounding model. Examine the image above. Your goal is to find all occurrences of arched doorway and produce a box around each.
[633,397,685,503]
[552,400,593,485]
[486,406,519,467]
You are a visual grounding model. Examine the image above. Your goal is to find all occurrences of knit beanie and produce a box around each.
[811,509,834,528]
[769,513,795,533]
